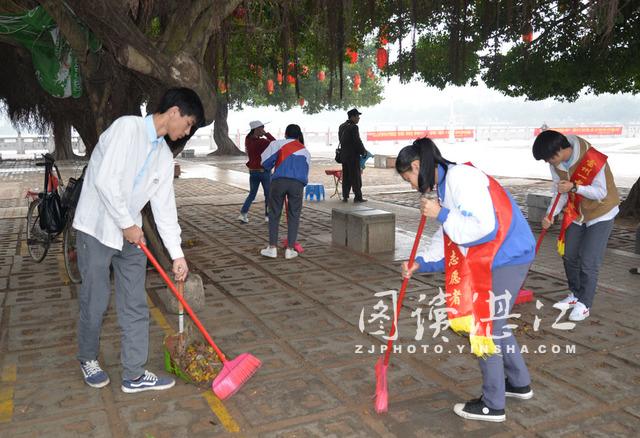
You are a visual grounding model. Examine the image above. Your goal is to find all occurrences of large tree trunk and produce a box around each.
[51,115,76,160]
[209,99,243,156]
[620,176,640,219]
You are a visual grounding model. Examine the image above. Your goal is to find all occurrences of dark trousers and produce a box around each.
[241,170,270,215]
[563,219,614,308]
[268,178,304,246]
[341,158,363,200]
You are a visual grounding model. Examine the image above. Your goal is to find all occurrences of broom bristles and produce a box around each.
[374,356,389,413]
[212,353,262,400]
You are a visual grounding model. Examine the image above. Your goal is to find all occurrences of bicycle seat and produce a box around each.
[43,153,56,162]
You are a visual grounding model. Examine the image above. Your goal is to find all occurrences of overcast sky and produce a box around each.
[2,76,640,136]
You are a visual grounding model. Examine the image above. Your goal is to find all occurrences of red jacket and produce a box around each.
[245,133,276,170]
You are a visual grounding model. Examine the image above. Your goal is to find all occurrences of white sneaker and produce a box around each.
[238,213,249,224]
[569,302,590,321]
[285,248,298,259]
[553,293,578,310]
[260,246,277,258]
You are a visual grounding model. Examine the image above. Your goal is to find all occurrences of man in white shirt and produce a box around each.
[532,130,619,322]
[73,87,204,392]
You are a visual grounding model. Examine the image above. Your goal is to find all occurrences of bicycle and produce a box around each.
[25,153,84,284]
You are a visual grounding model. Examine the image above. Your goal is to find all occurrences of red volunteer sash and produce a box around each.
[557,146,608,256]
[444,169,513,358]
[274,140,305,170]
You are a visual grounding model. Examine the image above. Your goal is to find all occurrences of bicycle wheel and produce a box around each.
[63,224,82,284]
[26,198,50,262]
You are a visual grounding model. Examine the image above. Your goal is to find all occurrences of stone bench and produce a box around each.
[332,206,395,253]
[526,192,559,223]
[374,155,396,169]
[181,148,195,158]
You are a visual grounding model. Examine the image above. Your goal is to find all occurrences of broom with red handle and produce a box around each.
[138,242,261,400]
[375,214,427,414]
[515,193,561,304]
[535,193,561,254]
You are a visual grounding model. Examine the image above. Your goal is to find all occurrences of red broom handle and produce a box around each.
[383,215,427,365]
[535,193,561,254]
[138,243,227,362]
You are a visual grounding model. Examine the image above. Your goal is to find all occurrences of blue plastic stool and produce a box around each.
[304,183,325,201]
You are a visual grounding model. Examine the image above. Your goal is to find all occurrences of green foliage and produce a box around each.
[217,11,385,114]
[481,2,640,101]
[148,17,161,38]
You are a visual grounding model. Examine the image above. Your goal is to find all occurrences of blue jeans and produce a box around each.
[241,170,271,215]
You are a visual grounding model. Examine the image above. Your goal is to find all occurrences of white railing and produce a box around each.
[3,124,638,158]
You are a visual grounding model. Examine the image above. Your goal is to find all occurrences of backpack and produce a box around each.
[39,191,65,233]
[60,166,87,210]
[335,124,351,164]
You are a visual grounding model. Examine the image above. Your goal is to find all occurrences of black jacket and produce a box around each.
[338,120,366,161]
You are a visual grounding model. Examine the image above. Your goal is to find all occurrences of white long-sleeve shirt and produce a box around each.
[73,115,183,259]
[546,135,618,226]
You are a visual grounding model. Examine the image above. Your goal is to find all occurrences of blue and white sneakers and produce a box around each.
[80,360,110,388]
[121,370,175,393]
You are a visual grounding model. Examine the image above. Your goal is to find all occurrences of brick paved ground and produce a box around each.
[0,157,638,437]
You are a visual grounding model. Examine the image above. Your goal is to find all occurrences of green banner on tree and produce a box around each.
[0,6,100,98]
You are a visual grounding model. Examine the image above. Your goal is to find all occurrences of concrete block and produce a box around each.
[347,209,395,253]
[373,155,396,169]
[386,156,396,169]
[331,206,372,246]
[527,192,553,209]
[527,192,564,223]
[156,273,205,314]
[528,206,548,223]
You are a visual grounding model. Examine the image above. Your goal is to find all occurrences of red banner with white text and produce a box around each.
[533,127,623,136]
[366,129,474,141]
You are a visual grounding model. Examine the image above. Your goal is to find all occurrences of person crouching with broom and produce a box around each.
[398,138,536,422]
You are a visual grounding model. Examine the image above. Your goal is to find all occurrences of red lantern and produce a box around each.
[266,79,274,95]
[277,70,283,85]
[217,79,227,94]
[376,47,388,70]
[366,67,375,80]
[353,72,361,91]
[317,70,326,81]
[345,47,358,64]
[522,32,533,43]
[299,97,305,106]
[287,74,296,85]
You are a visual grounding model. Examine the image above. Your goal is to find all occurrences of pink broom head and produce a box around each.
[212,353,262,400]
[281,239,304,253]
[515,289,534,305]
[374,356,389,414]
